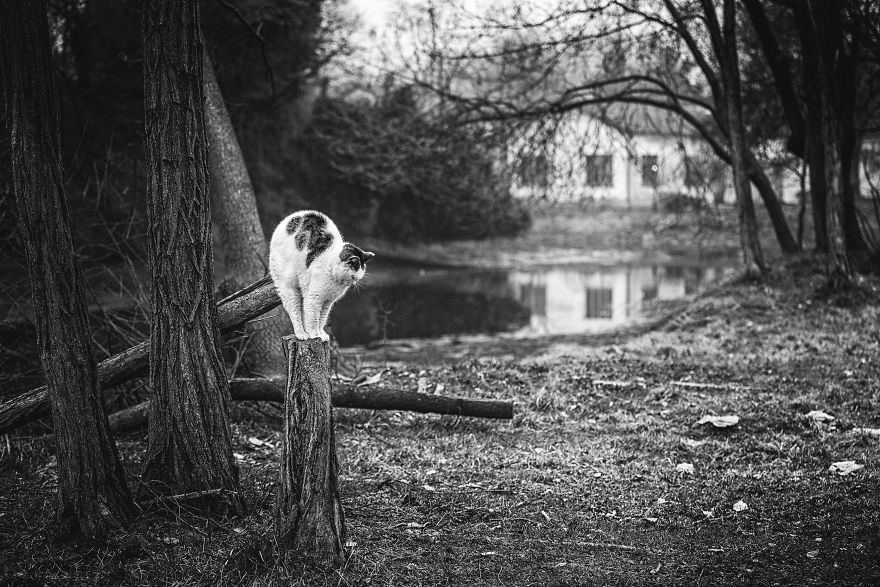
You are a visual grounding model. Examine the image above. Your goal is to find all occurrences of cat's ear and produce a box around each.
[362,251,376,262]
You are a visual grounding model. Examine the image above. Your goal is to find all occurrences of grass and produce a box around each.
[1,257,879,585]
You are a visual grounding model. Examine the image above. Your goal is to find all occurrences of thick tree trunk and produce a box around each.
[277,338,346,566]
[803,1,853,282]
[796,3,830,252]
[203,50,289,377]
[140,0,242,511]
[721,0,766,277]
[0,0,135,538]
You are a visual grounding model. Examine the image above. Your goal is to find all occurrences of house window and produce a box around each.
[585,288,613,319]
[519,153,550,188]
[518,283,547,317]
[641,155,659,187]
[585,155,613,187]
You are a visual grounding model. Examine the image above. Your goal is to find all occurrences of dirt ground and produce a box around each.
[1,253,879,586]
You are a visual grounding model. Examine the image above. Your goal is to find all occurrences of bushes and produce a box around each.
[295,88,531,242]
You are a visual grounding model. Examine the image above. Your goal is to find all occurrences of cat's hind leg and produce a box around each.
[277,284,308,340]
[302,292,330,342]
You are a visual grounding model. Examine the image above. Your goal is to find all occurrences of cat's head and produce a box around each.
[335,243,375,284]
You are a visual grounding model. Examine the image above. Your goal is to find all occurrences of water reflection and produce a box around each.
[509,264,728,336]
[329,261,732,346]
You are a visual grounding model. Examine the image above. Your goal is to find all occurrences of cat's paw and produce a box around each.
[318,332,331,342]
[294,332,309,341]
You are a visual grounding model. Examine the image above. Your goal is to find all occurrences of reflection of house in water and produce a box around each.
[510,265,726,335]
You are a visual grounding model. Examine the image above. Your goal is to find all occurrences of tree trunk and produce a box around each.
[803,1,854,282]
[203,50,289,377]
[0,0,135,538]
[721,0,766,277]
[836,45,868,254]
[744,152,800,254]
[140,0,242,511]
[277,338,346,566]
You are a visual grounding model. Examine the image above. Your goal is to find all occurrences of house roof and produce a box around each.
[588,103,704,138]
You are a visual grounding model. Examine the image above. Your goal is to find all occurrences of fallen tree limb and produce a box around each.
[0,276,279,435]
[108,378,514,434]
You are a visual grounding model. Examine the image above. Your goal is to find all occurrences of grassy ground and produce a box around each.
[1,257,878,586]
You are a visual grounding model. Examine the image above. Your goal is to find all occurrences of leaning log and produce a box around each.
[0,275,279,435]
[107,378,514,434]
[277,338,346,565]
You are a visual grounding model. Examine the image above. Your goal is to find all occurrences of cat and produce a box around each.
[269,210,374,342]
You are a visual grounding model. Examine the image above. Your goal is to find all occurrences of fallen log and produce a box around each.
[0,275,280,435]
[108,378,514,434]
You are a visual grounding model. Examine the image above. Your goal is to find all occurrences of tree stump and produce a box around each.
[277,337,346,566]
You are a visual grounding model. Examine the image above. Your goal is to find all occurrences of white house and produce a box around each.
[511,105,880,207]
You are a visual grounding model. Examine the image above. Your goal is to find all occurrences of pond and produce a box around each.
[328,258,736,346]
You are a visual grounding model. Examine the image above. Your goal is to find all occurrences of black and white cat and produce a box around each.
[269,210,374,341]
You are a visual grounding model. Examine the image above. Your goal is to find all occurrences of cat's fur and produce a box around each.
[269,210,374,341]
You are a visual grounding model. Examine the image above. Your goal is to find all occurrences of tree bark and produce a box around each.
[140,0,242,511]
[719,0,766,276]
[203,50,289,377]
[105,379,514,434]
[277,338,346,566]
[0,0,135,538]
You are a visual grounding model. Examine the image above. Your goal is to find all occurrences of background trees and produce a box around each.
[394,0,879,280]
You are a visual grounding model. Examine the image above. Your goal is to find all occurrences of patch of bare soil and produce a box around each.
[1,257,878,585]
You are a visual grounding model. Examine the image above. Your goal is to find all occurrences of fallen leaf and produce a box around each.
[479,552,499,557]
[345,540,358,548]
[851,427,880,436]
[247,436,272,448]
[806,550,819,559]
[434,383,445,395]
[406,522,425,529]
[733,500,748,512]
[644,517,658,524]
[676,463,695,474]
[417,377,429,394]
[161,537,179,545]
[805,410,835,422]
[357,372,384,387]
[656,497,669,506]
[541,510,552,522]
[697,415,740,428]
[829,461,864,476]
[681,437,706,449]
[592,379,630,387]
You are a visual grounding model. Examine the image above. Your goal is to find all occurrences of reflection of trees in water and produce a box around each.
[329,276,530,346]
